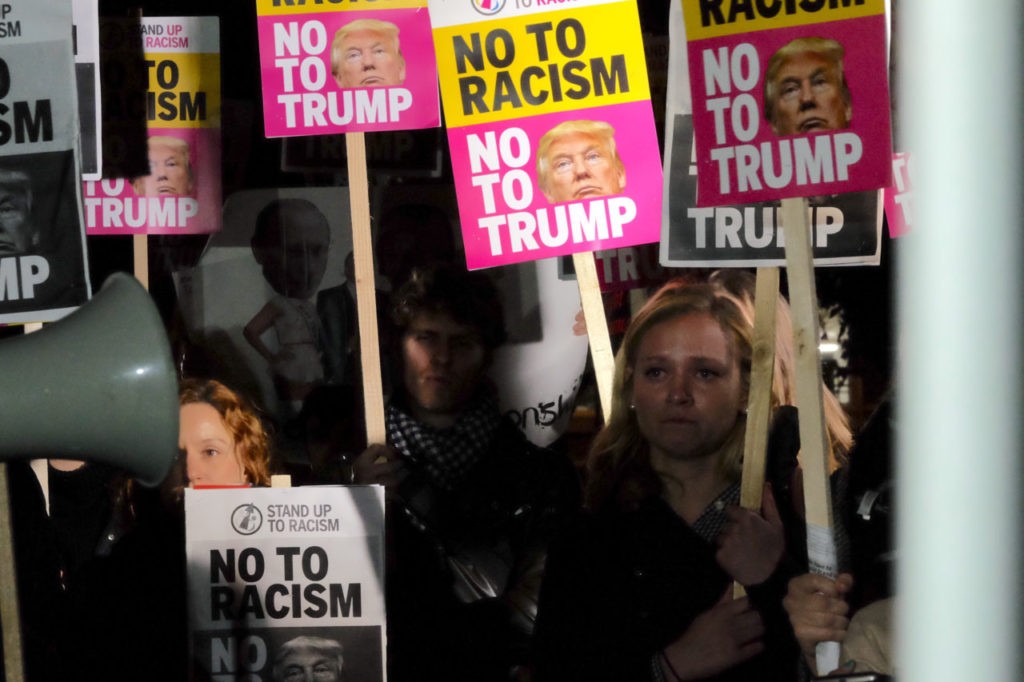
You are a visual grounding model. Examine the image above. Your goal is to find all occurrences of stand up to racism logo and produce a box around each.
[231,503,263,535]
[472,0,507,17]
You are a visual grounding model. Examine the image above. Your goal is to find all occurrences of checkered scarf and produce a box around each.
[691,481,741,545]
[386,392,502,492]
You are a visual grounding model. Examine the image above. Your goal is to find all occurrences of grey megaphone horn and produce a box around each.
[0,273,178,486]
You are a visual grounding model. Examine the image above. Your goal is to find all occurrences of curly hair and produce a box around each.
[391,262,507,353]
[178,378,272,486]
[585,283,752,513]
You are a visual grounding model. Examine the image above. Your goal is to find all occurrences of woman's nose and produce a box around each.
[666,375,691,404]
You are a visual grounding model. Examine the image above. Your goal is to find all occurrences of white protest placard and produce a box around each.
[72,0,101,180]
[186,486,386,681]
[0,0,91,323]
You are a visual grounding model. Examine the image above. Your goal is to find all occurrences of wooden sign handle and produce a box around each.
[734,267,779,598]
[344,132,387,446]
[572,251,614,422]
[133,234,149,290]
[0,463,24,682]
[781,196,839,674]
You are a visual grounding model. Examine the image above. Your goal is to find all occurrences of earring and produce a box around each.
[629,403,635,410]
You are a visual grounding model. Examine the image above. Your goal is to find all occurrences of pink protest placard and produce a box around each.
[430,0,662,271]
[256,1,439,136]
[448,103,663,270]
[683,2,892,206]
[884,152,913,237]
[85,17,222,236]
[84,127,221,235]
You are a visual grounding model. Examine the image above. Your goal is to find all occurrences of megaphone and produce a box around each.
[0,273,178,486]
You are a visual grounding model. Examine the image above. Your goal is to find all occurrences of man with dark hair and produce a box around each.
[243,198,331,411]
[352,263,580,682]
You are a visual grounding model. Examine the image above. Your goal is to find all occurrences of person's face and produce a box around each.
[257,213,331,299]
[630,313,745,468]
[542,131,625,203]
[401,311,486,428]
[0,179,32,255]
[179,402,246,487]
[335,28,406,88]
[138,142,192,196]
[769,51,851,135]
[277,650,341,682]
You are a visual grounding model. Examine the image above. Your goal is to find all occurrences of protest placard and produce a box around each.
[186,486,386,681]
[430,0,663,271]
[885,151,912,237]
[84,16,222,236]
[72,0,101,180]
[0,0,91,324]
[683,0,892,207]
[662,112,882,266]
[256,0,440,136]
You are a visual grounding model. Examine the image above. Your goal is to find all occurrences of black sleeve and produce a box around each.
[530,515,653,682]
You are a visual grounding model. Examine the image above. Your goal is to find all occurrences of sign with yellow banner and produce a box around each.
[430,0,662,270]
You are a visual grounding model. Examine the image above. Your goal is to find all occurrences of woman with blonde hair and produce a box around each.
[532,284,803,681]
[709,269,853,470]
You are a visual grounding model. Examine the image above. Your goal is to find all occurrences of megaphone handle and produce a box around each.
[0,463,25,680]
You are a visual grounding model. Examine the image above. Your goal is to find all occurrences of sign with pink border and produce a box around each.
[430,0,662,270]
[256,1,439,136]
[683,1,892,206]
[884,152,912,237]
[85,16,222,236]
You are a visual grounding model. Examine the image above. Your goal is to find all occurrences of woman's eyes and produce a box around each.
[641,366,665,379]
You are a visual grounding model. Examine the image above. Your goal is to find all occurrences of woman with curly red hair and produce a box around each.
[178,378,273,487]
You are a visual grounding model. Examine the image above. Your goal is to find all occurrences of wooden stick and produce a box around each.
[734,267,779,599]
[133,234,149,290]
[782,198,834,537]
[0,462,23,681]
[572,251,614,422]
[345,132,386,445]
[782,196,839,674]
[739,267,779,510]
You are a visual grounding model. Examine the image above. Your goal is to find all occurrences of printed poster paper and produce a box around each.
[684,0,892,206]
[662,0,882,267]
[429,0,663,270]
[256,0,440,136]
[72,0,102,180]
[0,0,91,323]
[186,486,386,682]
[84,16,222,235]
[884,151,912,237]
[173,187,355,423]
